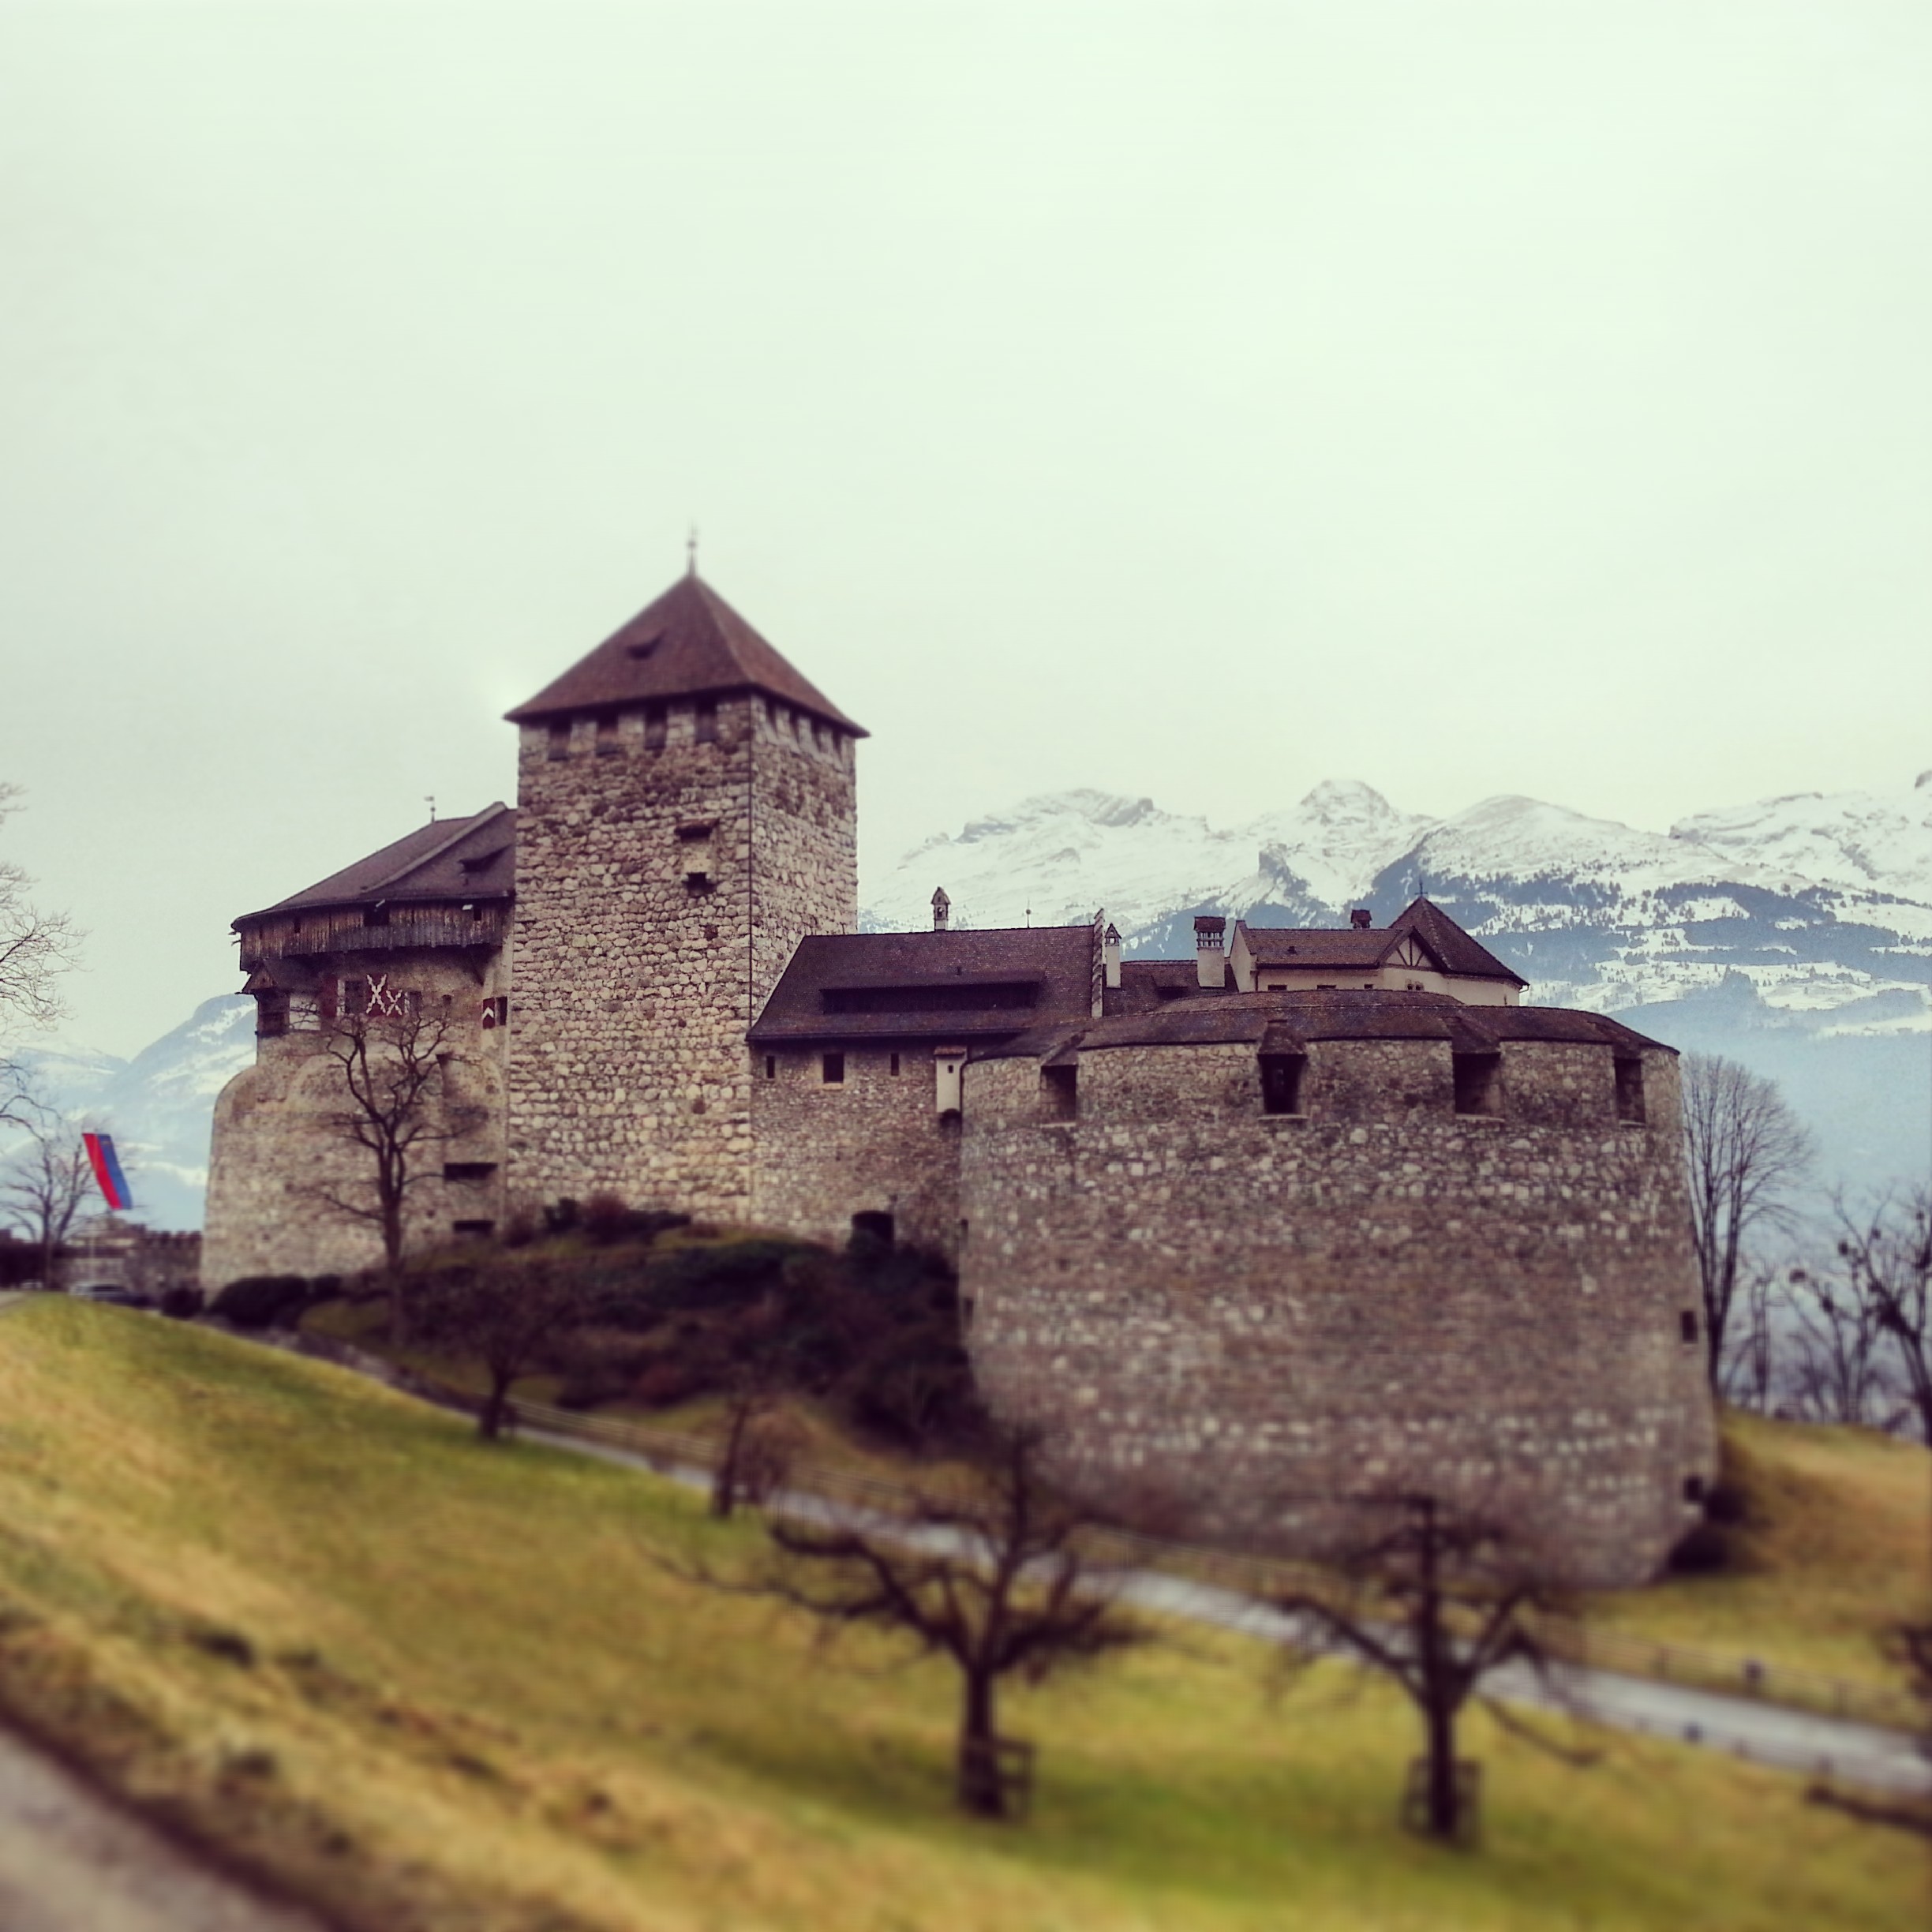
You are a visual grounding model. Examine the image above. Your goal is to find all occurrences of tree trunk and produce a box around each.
[1425,1697,1459,1840]
[479,1370,512,1441]
[957,1669,1005,1818]
[712,1399,750,1518]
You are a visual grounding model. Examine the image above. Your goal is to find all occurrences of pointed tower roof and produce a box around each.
[505,572,866,734]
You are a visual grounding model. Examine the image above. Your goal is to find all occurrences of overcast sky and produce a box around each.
[2,2,1929,1058]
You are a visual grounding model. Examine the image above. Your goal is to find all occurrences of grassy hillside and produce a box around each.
[1589,1410,1931,1688]
[0,1300,1917,1932]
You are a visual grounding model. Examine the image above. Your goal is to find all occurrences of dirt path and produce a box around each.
[0,1726,329,1932]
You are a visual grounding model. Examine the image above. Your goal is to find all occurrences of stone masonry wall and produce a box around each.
[960,1037,1716,1589]
[200,951,509,1287]
[750,1043,962,1254]
[507,695,856,1220]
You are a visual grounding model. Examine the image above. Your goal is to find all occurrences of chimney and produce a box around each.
[931,887,951,933]
[1103,922,1122,990]
[1350,908,1373,930]
[1194,914,1227,990]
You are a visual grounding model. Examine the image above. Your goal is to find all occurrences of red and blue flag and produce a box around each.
[82,1133,133,1212]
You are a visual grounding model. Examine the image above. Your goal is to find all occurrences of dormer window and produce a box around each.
[624,630,662,661]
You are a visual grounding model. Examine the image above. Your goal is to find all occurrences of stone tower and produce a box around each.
[504,569,863,1219]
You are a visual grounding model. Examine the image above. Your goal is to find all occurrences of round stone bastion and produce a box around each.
[959,990,1717,1590]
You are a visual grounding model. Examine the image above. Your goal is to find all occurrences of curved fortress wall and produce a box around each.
[960,996,1717,1589]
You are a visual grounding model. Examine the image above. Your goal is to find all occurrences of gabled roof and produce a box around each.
[505,572,866,735]
[1387,897,1526,985]
[237,803,517,922]
[751,926,1095,1043]
[1236,897,1526,988]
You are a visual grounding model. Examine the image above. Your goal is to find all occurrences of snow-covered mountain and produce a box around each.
[12,773,1930,1234]
[867,773,1932,1195]
[2,997,254,1231]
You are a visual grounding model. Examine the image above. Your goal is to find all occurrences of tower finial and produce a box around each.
[425,795,436,823]
[686,524,698,578]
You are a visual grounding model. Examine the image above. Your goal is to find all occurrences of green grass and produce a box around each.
[0,1300,1919,1932]
[1588,1410,1931,1690]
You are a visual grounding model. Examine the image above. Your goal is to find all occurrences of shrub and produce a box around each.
[209,1275,311,1331]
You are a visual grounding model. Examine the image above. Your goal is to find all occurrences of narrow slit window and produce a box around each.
[1259,1054,1305,1116]
[822,1050,844,1085]
[889,1052,900,1076]
[1614,1056,1646,1124]
[1453,1052,1503,1118]
[1679,1309,1699,1345]
[764,1054,777,1080]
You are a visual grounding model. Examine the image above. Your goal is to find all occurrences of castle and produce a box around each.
[204,567,1716,1586]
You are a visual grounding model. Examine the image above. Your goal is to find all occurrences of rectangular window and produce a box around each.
[343,977,368,1017]
[644,705,667,751]
[1680,1309,1700,1345]
[1042,1063,1078,1119]
[1259,1054,1305,1116]
[595,713,620,755]
[1614,1056,1646,1125]
[822,1050,844,1085]
[889,1052,900,1076]
[547,721,571,761]
[765,1054,777,1080]
[256,995,287,1039]
[695,702,718,743]
[444,1162,499,1183]
[1453,1053,1503,1117]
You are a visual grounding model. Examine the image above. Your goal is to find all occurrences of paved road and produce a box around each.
[538,1428,1932,1800]
[0,1727,328,1932]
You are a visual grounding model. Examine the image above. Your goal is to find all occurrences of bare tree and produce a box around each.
[1272,1493,1584,1845]
[1783,1258,1900,1430]
[724,1430,1145,1818]
[1,784,80,1114]
[1717,1253,1785,1413]
[414,1252,597,1440]
[1680,1054,1814,1391]
[0,1110,95,1288]
[1833,1187,1932,1444]
[309,999,486,1335]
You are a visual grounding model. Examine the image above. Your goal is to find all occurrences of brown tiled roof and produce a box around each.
[1235,897,1526,987]
[237,803,517,921]
[1106,959,1226,1015]
[976,988,1669,1060]
[505,573,865,735]
[1237,927,1391,969]
[1388,897,1526,986]
[751,926,1095,1043]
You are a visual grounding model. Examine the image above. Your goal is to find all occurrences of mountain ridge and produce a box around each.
[9,772,1929,1231]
